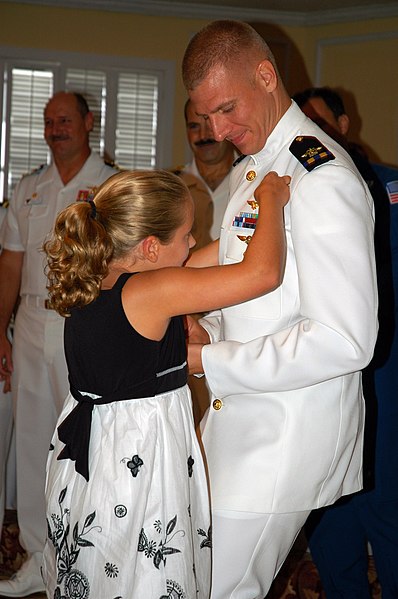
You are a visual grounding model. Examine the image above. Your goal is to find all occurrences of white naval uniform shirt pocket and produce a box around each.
[223,225,282,321]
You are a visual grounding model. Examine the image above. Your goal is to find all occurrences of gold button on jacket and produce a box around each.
[212,399,223,411]
[246,170,256,181]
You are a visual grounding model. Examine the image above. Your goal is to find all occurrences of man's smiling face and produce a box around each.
[189,62,277,156]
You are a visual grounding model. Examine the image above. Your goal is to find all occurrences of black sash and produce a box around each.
[57,360,187,481]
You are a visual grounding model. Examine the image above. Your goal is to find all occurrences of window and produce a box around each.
[0,48,175,203]
[115,72,158,170]
[5,68,53,195]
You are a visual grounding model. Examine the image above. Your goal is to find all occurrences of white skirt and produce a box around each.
[43,385,211,599]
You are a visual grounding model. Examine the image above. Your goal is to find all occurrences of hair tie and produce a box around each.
[88,200,97,219]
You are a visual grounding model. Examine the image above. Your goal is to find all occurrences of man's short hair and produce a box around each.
[73,92,90,118]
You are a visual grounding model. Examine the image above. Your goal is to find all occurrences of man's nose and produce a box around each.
[209,116,227,142]
[51,121,65,135]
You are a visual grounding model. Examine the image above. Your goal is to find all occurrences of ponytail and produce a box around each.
[44,200,113,316]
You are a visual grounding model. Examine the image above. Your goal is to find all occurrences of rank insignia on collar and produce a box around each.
[233,154,246,167]
[289,136,335,172]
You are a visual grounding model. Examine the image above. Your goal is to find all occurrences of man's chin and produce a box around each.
[196,145,219,159]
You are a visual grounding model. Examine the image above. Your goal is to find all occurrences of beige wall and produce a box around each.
[1,2,397,166]
[299,18,398,165]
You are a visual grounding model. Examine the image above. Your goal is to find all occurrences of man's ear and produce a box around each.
[337,113,350,136]
[257,60,277,92]
[141,235,160,263]
[84,111,94,134]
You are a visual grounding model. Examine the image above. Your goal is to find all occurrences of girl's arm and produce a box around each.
[186,239,219,268]
[126,171,290,339]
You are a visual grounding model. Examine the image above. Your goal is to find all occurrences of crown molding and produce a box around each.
[4,0,398,25]
[304,2,398,25]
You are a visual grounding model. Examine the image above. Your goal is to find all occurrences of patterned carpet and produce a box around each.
[0,511,381,599]
[0,511,25,580]
[0,511,45,598]
[266,531,382,599]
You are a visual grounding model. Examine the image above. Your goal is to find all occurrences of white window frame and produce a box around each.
[0,46,175,203]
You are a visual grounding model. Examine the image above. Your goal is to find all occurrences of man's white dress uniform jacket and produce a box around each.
[201,102,378,515]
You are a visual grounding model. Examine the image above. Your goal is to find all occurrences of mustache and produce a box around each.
[195,138,216,147]
[48,135,70,143]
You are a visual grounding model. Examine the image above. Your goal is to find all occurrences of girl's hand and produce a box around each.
[254,171,291,208]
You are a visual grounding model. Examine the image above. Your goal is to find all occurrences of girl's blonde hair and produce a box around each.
[44,169,191,316]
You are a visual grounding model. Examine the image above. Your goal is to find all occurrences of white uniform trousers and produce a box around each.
[0,386,16,527]
[12,300,68,554]
[211,508,310,599]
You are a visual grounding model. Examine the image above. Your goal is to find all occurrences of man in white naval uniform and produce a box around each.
[182,20,378,599]
[0,91,116,596]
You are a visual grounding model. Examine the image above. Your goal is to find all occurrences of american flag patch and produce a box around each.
[386,180,398,204]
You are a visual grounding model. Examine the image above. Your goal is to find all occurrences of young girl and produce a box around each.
[42,169,290,599]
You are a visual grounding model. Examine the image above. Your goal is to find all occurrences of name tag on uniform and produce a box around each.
[76,187,98,202]
[25,192,43,205]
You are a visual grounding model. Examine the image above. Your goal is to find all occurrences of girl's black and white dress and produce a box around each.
[42,273,211,599]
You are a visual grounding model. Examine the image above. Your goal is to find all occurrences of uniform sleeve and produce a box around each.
[202,164,379,397]
[199,310,222,343]
[0,209,6,249]
[2,178,26,251]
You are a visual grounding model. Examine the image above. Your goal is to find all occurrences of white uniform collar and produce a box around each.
[249,101,306,166]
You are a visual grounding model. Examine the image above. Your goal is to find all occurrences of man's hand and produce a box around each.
[0,332,12,393]
[0,374,11,394]
[185,316,210,375]
[188,342,205,375]
[0,333,13,382]
[186,315,210,345]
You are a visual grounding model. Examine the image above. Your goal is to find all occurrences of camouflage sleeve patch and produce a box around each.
[289,136,335,172]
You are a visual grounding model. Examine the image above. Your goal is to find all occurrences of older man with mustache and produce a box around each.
[173,98,237,249]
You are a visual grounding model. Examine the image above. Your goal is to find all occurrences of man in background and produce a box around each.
[173,98,237,249]
[294,86,398,599]
[0,91,116,596]
[173,98,237,425]
[292,87,389,220]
